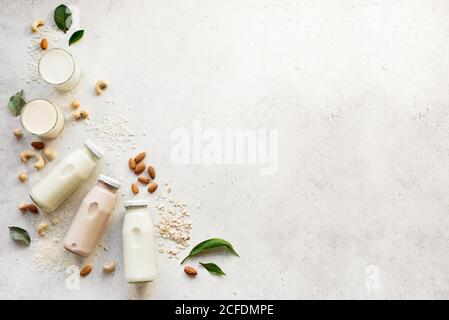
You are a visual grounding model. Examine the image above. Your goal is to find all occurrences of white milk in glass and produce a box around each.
[122,200,156,283]
[39,48,81,91]
[20,99,64,139]
[30,140,104,212]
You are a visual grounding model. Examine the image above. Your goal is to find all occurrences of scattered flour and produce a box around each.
[31,198,82,272]
[30,180,99,272]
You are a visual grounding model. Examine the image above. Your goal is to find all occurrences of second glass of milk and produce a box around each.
[20,99,65,139]
[38,48,81,91]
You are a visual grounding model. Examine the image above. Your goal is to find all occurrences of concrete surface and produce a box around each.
[1,0,449,299]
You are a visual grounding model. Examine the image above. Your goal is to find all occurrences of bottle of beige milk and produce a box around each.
[30,140,104,212]
[122,200,156,283]
[64,175,120,257]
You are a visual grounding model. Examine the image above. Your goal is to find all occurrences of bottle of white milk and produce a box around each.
[122,200,156,283]
[30,140,104,212]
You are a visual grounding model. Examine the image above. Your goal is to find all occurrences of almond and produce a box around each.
[184,266,197,276]
[31,141,45,150]
[128,158,136,170]
[137,176,149,184]
[80,265,92,277]
[148,182,158,193]
[148,166,156,179]
[131,183,139,194]
[27,203,39,213]
[134,162,146,175]
[40,38,48,50]
[134,152,146,163]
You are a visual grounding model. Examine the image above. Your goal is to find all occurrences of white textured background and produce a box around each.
[2,0,449,299]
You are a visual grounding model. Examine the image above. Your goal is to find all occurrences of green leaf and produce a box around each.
[200,263,226,276]
[9,226,31,246]
[8,90,26,116]
[69,30,84,46]
[181,238,239,264]
[54,4,72,33]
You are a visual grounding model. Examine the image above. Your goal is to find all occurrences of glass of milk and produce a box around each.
[20,99,65,139]
[38,48,81,91]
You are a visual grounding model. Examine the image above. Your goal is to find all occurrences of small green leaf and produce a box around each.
[9,226,31,246]
[200,263,226,276]
[8,90,26,116]
[69,30,84,46]
[181,238,239,264]
[54,4,72,33]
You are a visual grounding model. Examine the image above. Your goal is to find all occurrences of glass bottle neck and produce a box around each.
[125,206,148,213]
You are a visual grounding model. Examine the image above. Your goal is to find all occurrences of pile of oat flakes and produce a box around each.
[155,189,193,259]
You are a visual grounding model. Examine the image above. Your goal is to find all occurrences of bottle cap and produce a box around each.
[98,174,121,189]
[124,199,148,208]
[84,140,104,159]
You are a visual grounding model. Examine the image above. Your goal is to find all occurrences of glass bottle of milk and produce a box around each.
[38,48,81,91]
[122,200,156,283]
[30,140,104,212]
[64,175,120,257]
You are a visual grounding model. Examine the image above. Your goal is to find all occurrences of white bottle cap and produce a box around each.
[98,174,121,189]
[84,140,104,159]
[124,199,149,208]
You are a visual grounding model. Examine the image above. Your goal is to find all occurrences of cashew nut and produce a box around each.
[43,148,57,161]
[37,223,48,237]
[80,110,89,119]
[95,80,108,95]
[33,155,45,170]
[72,111,82,121]
[18,203,28,212]
[20,150,35,163]
[71,99,80,109]
[13,128,23,139]
[73,110,89,120]
[18,172,28,183]
[31,19,44,33]
[102,260,116,273]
